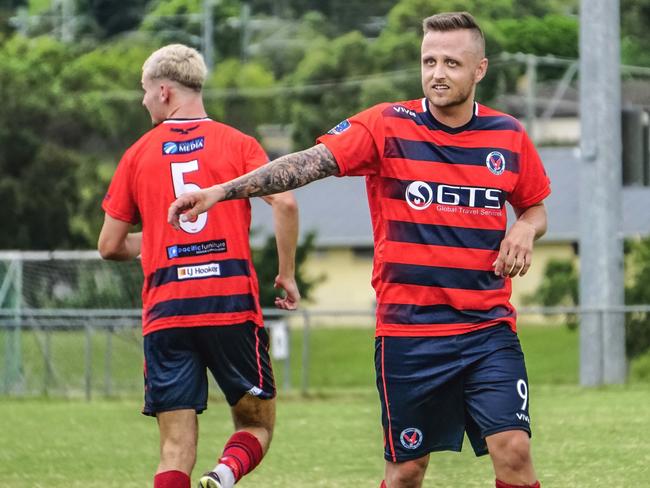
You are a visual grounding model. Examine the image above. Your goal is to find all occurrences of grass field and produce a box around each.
[1,386,650,487]
[2,324,650,487]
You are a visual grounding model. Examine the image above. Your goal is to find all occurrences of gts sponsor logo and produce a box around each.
[393,105,417,118]
[405,181,503,210]
[177,263,221,280]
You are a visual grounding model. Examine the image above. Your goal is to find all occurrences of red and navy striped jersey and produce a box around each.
[103,118,267,336]
[317,99,551,337]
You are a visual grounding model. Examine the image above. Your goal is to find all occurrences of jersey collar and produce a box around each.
[420,98,478,134]
[163,117,212,124]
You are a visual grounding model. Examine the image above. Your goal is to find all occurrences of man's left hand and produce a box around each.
[492,221,537,278]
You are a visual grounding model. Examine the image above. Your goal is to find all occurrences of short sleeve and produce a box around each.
[242,135,269,174]
[316,104,388,177]
[102,150,140,224]
[508,130,551,208]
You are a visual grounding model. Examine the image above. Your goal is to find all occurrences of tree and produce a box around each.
[0,35,88,248]
[621,0,650,66]
[204,58,277,137]
[288,30,373,148]
[523,258,579,329]
[140,0,242,60]
[495,15,578,59]
[625,238,650,358]
[0,34,155,249]
[525,237,650,359]
[83,0,151,38]
[0,0,27,37]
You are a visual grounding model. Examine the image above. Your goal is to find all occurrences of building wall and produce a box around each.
[303,242,576,319]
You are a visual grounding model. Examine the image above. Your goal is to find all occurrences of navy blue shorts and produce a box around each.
[375,324,532,462]
[142,322,275,416]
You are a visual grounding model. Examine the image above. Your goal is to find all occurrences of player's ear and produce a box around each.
[475,57,488,84]
[159,83,170,103]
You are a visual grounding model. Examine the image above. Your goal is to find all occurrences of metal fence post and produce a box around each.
[85,324,93,401]
[104,325,113,397]
[279,321,291,391]
[43,327,51,396]
[301,310,310,396]
[4,255,24,394]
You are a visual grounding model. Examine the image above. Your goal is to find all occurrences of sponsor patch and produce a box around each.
[177,263,221,280]
[162,136,205,155]
[486,150,506,175]
[167,239,227,259]
[393,105,417,118]
[327,119,351,135]
[400,428,423,450]
[247,386,264,396]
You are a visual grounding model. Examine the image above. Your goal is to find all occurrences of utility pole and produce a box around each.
[240,2,251,62]
[579,0,626,385]
[202,0,215,71]
[61,0,73,43]
[52,0,74,43]
[525,53,538,143]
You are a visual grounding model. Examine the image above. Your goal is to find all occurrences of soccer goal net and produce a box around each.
[0,251,144,397]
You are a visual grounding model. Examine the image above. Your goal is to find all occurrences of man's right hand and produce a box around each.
[273,275,300,311]
[167,185,225,230]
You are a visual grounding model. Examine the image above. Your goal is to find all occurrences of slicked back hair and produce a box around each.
[142,44,207,92]
[422,12,485,56]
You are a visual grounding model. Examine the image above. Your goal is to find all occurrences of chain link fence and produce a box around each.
[1,252,649,398]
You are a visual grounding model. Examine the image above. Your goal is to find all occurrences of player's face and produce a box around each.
[141,75,167,125]
[420,29,487,113]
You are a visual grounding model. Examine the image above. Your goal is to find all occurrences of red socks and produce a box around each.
[219,431,264,482]
[154,470,190,488]
[380,481,387,488]
[496,480,541,488]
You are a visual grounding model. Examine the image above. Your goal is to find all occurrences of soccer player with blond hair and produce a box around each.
[99,43,300,488]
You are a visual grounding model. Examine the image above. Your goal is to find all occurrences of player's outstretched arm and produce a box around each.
[168,144,339,229]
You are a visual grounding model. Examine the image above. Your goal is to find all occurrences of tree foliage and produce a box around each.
[624,238,650,358]
[83,0,151,38]
[523,258,579,329]
[526,238,650,359]
[0,0,648,253]
[0,36,84,248]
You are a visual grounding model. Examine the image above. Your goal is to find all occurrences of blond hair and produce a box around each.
[142,44,207,91]
[422,12,485,56]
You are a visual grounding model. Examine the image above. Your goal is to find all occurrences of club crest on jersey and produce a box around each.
[400,428,423,450]
[405,181,433,210]
[162,136,205,155]
[486,151,506,175]
[328,119,351,135]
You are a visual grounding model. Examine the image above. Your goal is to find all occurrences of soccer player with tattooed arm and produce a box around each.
[169,12,549,488]
[98,44,300,488]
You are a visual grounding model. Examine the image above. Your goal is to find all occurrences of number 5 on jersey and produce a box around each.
[171,160,208,234]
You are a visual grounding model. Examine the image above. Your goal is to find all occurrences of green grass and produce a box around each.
[1,385,649,487]
[1,324,648,486]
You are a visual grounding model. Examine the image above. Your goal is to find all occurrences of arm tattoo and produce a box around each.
[222,144,340,200]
